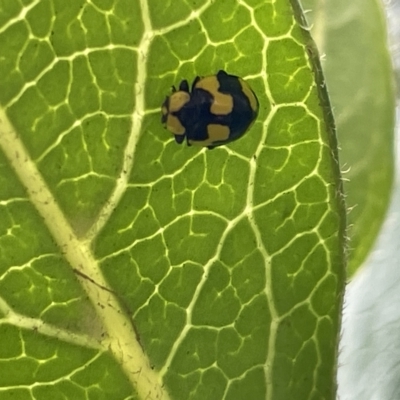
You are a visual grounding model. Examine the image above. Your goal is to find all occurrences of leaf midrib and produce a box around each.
[0,0,167,395]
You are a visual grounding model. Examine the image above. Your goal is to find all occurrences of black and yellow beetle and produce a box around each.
[161,70,259,149]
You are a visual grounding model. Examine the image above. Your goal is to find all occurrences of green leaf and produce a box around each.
[0,1,345,399]
[300,0,396,276]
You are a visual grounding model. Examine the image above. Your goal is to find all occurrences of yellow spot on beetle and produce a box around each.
[195,76,233,115]
[169,92,190,112]
[240,79,258,112]
[188,124,230,147]
[167,114,185,135]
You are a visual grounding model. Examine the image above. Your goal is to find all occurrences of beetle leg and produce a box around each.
[179,80,190,92]
[174,134,185,144]
[217,70,228,79]
[191,76,201,91]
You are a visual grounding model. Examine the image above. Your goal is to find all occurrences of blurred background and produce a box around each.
[336,1,400,399]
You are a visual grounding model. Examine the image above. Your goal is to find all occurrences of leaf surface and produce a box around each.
[0,1,346,399]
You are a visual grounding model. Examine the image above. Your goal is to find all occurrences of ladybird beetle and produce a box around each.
[161,70,259,149]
